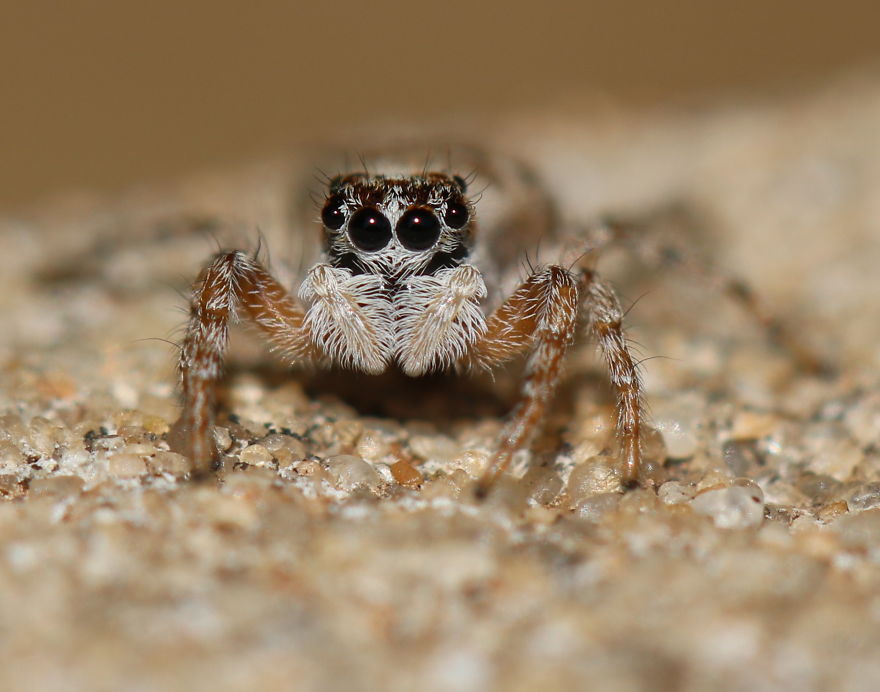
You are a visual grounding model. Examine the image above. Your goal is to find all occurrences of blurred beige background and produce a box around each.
[2,1,879,211]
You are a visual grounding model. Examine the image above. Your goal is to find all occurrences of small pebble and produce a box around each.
[323,455,382,493]
[294,459,322,477]
[731,411,779,440]
[566,456,622,504]
[695,466,735,492]
[421,474,461,501]
[832,508,880,548]
[816,500,848,523]
[356,430,390,461]
[142,414,169,436]
[521,464,563,505]
[260,434,306,465]
[691,481,764,529]
[410,435,462,464]
[803,423,863,481]
[0,440,26,469]
[332,420,364,450]
[658,480,694,505]
[116,425,147,443]
[795,473,842,504]
[617,487,661,515]
[27,416,65,458]
[212,426,233,452]
[574,492,621,522]
[108,454,149,478]
[390,460,422,488]
[239,444,274,467]
[810,438,864,481]
[722,440,761,477]
[650,394,702,459]
[120,443,157,457]
[451,450,489,478]
[150,451,190,476]
[846,482,880,511]
[94,436,125,452]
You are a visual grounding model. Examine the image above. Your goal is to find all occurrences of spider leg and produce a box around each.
[467,264,647,498]
[172,251,312,474]
[465,266,579,497]
[580,268,645,488]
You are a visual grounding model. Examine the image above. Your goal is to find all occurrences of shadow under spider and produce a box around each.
[221,360,515,423]
[220,359,614,437]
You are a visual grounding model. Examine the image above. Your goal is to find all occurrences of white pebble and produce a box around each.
[108,453,148,478]
[323,455,382,492]
[651,394,702,459]
[691,482,765,529]
[658,480,694,505]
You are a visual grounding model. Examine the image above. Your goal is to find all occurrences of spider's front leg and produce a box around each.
[171,251,313,475]
[173,252,392,475]
[467,265,645,497]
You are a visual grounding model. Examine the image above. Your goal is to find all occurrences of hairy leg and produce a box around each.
[465,263,647,497]
[465,266,580,497]
[173,251,312,474]
[580,268,645,487]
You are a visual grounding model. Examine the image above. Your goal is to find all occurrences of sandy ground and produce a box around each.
[1,76,879,691]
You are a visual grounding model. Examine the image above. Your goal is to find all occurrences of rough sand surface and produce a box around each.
[1,78,879,691]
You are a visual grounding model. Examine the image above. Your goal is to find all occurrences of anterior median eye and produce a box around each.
[321,195,347,230]
[397,208,441,251]
[348,207,392,251]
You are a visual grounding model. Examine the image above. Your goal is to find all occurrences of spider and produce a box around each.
[172,149,809,496]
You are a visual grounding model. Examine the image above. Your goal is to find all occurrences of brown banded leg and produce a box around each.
[580,268,644,487]
[465,266,580,498]
[467,264,647,497]
[172,251,312,475]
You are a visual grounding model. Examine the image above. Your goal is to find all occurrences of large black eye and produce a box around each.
[443,201,469,229]
[348,207,392,251]
[397,208,441,251]
[321,195,346,230]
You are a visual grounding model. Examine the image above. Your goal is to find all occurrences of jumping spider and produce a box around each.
[172,153,656,494]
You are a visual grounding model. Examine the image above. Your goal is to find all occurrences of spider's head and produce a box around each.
[319,172,473,277]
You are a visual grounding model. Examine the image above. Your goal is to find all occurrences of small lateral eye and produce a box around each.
[397,208,441,251]
[443,201,469,229]
[348,207,392,251]
[321,195,346,230]
[453,175,468,193]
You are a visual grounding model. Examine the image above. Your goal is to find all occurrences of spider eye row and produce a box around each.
[321,198,469,252]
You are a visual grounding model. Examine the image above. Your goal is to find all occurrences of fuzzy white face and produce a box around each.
[319,172,474,279]
[296,171,487,376]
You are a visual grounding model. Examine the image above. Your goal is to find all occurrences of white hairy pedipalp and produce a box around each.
[299,263,394,374]
[394,265,488,376]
